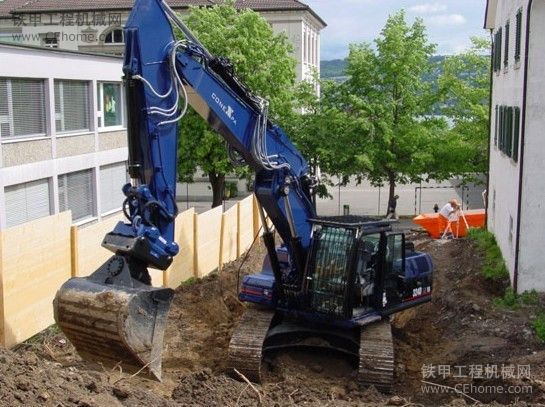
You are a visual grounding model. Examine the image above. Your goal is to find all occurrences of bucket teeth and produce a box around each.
[53,274,173,381]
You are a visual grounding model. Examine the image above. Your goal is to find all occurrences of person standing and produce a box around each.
[438,199,460,237]
[439,199,460,220]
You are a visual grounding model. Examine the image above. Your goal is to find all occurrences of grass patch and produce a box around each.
[467,228,509,281]
[520,290,540,306]
[494,288,540,309]
[494,287,520,308]
[182,277,198,287]
[533,313,545,343]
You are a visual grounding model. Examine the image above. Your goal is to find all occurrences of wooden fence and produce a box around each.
[0,195,261,347]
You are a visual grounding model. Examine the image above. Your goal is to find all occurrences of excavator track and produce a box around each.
[228,307,275,382]
[358,319,394,392]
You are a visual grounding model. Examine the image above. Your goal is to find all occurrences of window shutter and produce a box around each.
[0,78,46,138]
[513,107,520,162]
[499,106,504,150]
[515,9,522,62]
[5,179,51,227]
[506,106,513,156]
[100,162,127,214]
[54,80,90,133]
[58,169,94,222]
[494,105,498,146]
[504,22,509,67]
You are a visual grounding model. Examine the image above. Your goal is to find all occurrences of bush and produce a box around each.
[467,228,509,281]
[533,314,545,342]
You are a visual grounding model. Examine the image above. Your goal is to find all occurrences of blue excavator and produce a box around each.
[53,0,433,391]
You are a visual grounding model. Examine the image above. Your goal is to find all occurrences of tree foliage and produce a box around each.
[177,1,296,207]
[437,37,491,178]
[338,10,445,209]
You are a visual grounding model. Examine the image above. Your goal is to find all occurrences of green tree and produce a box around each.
[341,10,447,213]
[438,37,491,178]
[289,78,369,198]
[178,2,296,207]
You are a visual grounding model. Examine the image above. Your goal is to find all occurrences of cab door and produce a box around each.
[379,232,432,315]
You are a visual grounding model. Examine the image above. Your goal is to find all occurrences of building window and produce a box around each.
[54,80,90,133]
[100,162,128,214]
[41,32,58,48]
[0,78,46,139]
[58,169,95,222]
[104,29,123,44]
[5,179,51,227]
[515,8,523,62]
[496,104,520,162]
[503,21,509,68]
[303,28,307,63]
[97,82,123,128]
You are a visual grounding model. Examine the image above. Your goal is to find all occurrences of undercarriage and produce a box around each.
[228,307,394,392]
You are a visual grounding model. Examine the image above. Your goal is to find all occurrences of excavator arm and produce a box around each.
[53,0,316,380]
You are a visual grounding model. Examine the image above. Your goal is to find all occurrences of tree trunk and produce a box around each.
[386,171,396,217]
[209,173,225,208]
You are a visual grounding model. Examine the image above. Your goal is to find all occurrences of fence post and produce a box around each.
[219,213,226,271]
[236,201,242,258]
[193,211,199,278]
[70,226,79,278]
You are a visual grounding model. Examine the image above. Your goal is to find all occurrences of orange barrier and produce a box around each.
[413,209,485,239]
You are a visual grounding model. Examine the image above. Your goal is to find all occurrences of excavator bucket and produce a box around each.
[53,255,174,380]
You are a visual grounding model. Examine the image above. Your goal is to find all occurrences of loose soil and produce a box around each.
[1,234,545,406]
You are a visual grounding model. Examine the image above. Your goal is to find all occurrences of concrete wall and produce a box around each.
[517,0,545,292]
[487,0,527,286]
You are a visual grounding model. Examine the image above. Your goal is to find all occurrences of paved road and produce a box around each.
[177,176,486,220]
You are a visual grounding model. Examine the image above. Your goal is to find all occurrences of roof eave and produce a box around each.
[484,0,497,29]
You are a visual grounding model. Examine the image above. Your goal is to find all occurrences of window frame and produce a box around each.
[58,168,97,224]
[4,178,52,228]
[54,79,92,136]
[104,28,124,45]
[0,77,47,141]
[99,161,128,216]
[96,81,125,131]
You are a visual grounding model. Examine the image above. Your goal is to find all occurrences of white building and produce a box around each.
[485,0,545,292]
[0,0,326,83]
[0,43,128,229]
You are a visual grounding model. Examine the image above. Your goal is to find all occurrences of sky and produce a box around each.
[303,0,489,60]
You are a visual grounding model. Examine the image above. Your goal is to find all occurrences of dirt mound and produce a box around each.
[393,237,545,405]
[3,236,544,406]
[0,346,175,407]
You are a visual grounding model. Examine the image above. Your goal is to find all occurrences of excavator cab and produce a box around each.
[304,216,433,319]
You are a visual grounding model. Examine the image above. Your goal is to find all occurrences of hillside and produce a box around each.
[320,55,448,82]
